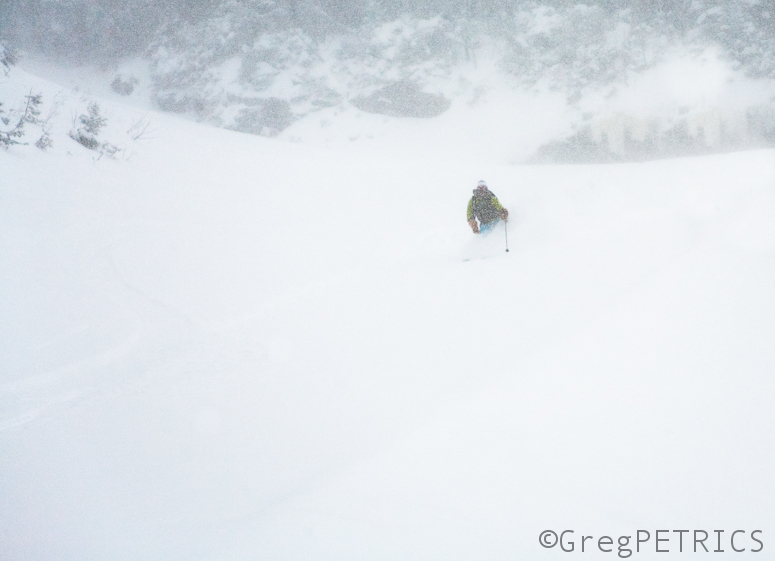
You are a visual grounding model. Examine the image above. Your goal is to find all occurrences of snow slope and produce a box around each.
[2,66,775,561]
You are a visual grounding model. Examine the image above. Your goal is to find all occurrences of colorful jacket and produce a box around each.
[467,188,504,224]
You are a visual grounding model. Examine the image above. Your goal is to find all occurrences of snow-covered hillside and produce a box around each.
[2,63,775,560]
[9,0,775,162]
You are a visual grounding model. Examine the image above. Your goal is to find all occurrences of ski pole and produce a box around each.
[505,220,509,252]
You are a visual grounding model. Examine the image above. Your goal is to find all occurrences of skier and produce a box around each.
[467,180,509,234]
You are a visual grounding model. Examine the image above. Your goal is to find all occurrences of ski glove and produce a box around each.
[469,219,480,234]
[500,208,509,221]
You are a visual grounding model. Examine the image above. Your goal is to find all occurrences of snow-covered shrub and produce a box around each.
[69,102,106,149]
[0,92,42,149]
[351,80,450,118]
[35,130,53,150]
[69,101,120,156]
[0,103,23,147]
[231,98,292,136]
[111,75,139,95]
[1,44,17,75]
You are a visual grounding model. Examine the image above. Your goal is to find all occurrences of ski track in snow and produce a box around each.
[1,65,775,561]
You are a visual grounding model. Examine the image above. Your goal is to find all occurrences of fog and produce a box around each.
[3,2,775,560]
[3,0,775,162]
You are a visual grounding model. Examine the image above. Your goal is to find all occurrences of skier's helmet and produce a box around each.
[474,180,488,195]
